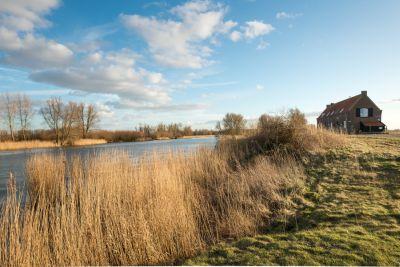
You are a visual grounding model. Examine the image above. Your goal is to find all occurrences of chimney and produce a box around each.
[361,90,367,96]
[326,103,334,108]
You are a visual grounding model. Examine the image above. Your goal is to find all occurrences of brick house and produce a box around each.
[317,91,386,133]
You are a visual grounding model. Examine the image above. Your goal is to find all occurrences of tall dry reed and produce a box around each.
[0,147,304,265]
[0,140,58,151]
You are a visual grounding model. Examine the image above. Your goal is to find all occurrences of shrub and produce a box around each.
[219,109,347,160]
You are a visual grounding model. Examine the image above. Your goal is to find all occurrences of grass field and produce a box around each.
[186,135,400,265]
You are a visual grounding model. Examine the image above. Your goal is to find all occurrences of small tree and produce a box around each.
[60,102,79,144]
[16,94,33,140]
[183,126,193,136]
[41,98,79,145]
[215,121,222,134]
[0,93,17,141]
[77,103,99,138]
[287,108,307,128]
[41,97,62,144]
[222,113,246,135]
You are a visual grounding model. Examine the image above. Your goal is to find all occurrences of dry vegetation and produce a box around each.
[0,111,346,265]
[0,149,304,265]
[0,140,58,151]
[188,135,400,265]
[71,139,107,146]
[0,139,108,151]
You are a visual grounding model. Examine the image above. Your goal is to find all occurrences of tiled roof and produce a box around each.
[318,94,361,119]
[361,120,385,127]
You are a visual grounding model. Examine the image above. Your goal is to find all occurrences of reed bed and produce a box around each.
[0,140,58,151]
[0,147,305,266]
[72,139,108,146]
[0,139,108,151]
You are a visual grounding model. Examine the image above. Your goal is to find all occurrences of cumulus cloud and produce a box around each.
[1,33,73,69]
[256,40,269,50]
[256,84,264,91]
[242,20,274,39]
[30,49,172,108]
[230,30,242,42]
[0,0,73,69]
[276,12,302,20]
[0,0,60,31]
[121,0,237,68]
[0,0,275,113]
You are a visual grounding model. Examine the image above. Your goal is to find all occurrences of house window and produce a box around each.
[360,108,368,118]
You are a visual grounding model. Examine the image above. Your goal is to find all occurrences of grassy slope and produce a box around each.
[186,135,400,265]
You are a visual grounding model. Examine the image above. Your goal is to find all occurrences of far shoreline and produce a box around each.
[0,135,216,152]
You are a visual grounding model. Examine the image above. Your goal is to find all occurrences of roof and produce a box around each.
[318,94,361,119]
[361,120,386,127]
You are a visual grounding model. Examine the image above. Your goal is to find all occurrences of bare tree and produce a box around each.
[41,97,63,144]
[16,94,33,140]
[60,102,79,144]
[77,103,99,138]
[41,98,79,145]
[222,113,246,135]
[1,93,17,141]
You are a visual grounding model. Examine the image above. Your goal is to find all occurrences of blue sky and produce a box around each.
[0,0,399,129]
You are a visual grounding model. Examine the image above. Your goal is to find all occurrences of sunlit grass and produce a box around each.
[187,135,400,265]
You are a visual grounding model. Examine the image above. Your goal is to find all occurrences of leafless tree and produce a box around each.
[41,98,79,145]
[221,113,246,135]
[16,94,33,140]
[1,93,17,141]
[41,97,62,144]
[60,102,79,144]
[77,103,99,138]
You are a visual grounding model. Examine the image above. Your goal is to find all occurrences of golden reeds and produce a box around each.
[0,147,304,265]
[72,139,108,146]
[0,140,58,151]
[0,139,108,151]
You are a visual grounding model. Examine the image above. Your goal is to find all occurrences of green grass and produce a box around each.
[186,135,400,265]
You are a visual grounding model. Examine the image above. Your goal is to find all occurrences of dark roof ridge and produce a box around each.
[318,93,362,119]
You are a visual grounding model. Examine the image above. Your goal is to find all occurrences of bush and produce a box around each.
[219,109,347,160]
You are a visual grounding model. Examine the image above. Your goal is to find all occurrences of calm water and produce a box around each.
[0,137,217,199]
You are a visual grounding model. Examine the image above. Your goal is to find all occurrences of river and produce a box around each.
[0,137,217,199]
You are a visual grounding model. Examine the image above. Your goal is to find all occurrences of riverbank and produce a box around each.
[0,135,215,151]
[0,113,345,265]
[0,139,107,151]
[186,135,400,265]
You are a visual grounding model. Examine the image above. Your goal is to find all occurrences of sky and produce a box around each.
[0,0,399,130]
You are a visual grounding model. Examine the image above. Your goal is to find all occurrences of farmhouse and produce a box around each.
[317,91,386,133]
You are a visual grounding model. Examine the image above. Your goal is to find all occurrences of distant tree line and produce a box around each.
[0,93,216,144]
[215,109,307,136]
[89,125,215,143]
[0,93,99,145]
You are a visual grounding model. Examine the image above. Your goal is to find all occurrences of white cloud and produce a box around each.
[121,0,236,68]
[256,40,269,50]
[0,0,73,69]
[1,33,73,69]
[0,0,60,31]
[230,30,242,42]
[243,20,274,39]
[256,84,264,91]
[0,27,22,50]
[30,49,171,109]
[276,12,302,20]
